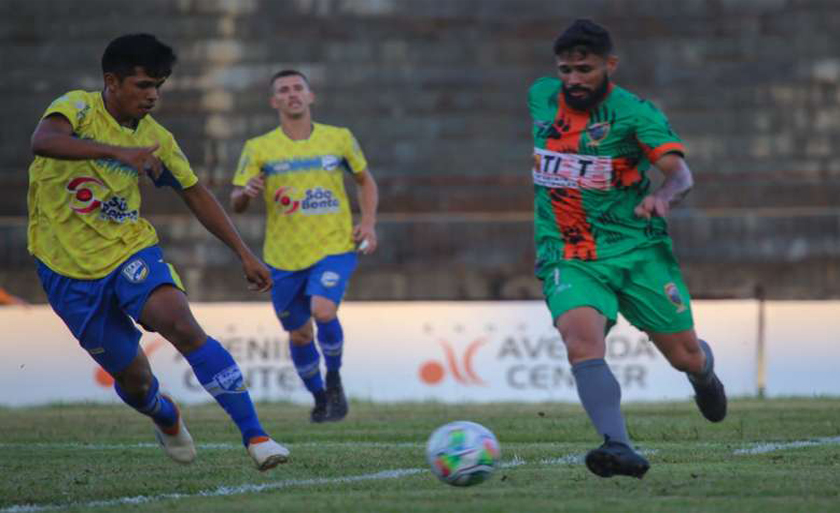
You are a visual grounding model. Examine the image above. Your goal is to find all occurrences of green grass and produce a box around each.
[2,398,840,512]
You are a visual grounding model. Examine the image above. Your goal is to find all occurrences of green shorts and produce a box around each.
[539,242,694,333]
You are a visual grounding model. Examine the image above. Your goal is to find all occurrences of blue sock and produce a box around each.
[290,340,324,394]
[184,337,266,446]
[572,359,631,446]
[115,376,178,428]
[316,318,344,371]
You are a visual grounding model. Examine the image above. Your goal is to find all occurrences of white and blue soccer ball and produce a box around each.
[425,420,501,487]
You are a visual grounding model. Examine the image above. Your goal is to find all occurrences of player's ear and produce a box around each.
[606,55,619,75]
[103,72,119,92]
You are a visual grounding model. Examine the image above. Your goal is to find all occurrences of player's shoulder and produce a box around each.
[45,90,97,113]
[139,114,177,142]
[314,123,358,145]
[528,76,562,98]
[609,84,666,117]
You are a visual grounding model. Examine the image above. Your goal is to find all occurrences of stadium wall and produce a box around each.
[2,300,839,406]
[1,0,839,301]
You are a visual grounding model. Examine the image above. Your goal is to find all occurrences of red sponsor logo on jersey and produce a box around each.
[273,186,300,214]
[66,176,105,213]
[419,338,488,386]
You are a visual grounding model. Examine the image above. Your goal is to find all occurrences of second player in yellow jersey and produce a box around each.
[231,69,379,423]
[233,121,367,271]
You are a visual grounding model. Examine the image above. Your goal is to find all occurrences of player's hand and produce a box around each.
[634,194,670,219]
[244,174,265,198]
[353,220,377,254]
[241,252,272,292]
[113,143,162,180]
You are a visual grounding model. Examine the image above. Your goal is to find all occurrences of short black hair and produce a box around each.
[553,19,613,57]
[101,34,176,79]
[270,69,310,88]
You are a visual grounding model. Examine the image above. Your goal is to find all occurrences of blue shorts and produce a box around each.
[270,252,357,331]
[36,245,185,375]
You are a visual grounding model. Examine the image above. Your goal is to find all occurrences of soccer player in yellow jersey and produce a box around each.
[27,34,289,470]
[231,70,379,423]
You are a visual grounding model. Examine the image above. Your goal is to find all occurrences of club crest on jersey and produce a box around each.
[274,186,301,214]
[664,282,686,313]
[321,155,340,171]
[122,258,149,283]
[321,271,340,288]
[586,121,611,145]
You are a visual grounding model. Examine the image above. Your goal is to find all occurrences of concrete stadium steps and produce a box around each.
[2,0,839,301]
[4,209,837,302]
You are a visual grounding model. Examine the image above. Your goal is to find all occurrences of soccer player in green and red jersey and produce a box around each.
[529,19,727,478]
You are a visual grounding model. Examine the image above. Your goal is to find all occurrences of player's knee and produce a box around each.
[289,324,314,346]
[165,317,206,352]
[311,306,337,324]
[666,351,698,373]
[562,335,604,364]
[115,366,154,396]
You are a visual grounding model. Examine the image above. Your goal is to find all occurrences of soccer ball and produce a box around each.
[426,420,501,487]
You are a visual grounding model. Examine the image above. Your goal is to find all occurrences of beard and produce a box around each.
[562,74,610,111]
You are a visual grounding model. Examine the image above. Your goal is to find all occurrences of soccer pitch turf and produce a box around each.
[2,398,839,512]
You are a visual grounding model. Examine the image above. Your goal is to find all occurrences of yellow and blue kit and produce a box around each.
[232,122,368,271]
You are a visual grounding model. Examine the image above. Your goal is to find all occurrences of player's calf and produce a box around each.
[688,339,727,422]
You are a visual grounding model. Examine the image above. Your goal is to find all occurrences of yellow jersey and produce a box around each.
[27,90,198,279]
[233,123,368,271]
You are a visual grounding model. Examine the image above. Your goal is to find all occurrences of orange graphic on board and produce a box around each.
[419,338,487,386]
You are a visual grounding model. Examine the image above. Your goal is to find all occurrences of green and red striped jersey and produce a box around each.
[528,77,685,263]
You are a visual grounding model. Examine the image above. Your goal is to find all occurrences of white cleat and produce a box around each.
[247,437,290,471]
[153,414,196,465]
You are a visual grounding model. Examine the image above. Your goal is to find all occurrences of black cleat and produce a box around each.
[324,384,348,422]
[310,396,328,423]
[691,372,727,422]
[585,438,650,479]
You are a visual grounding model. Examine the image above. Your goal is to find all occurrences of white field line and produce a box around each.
[733,436,840,455]
[0,441,422,451]
[0,468,426,513]
[0,453,584,513]
[4,438,839,512]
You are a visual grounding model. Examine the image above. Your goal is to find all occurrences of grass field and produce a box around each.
[2,398,840,512]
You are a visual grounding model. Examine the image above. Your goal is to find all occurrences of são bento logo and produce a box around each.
[274,186,300,214]
[273,186,340,215]
[66,176,105,213]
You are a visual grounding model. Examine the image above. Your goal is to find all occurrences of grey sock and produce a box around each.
[688,339,714,385]
[572,359,631,446]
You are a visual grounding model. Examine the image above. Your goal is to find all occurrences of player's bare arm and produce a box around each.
[634,153,694,219]
[31,114,163,178]
[352,168,379,254]
[229,173,265,213]
[179,183,272,292]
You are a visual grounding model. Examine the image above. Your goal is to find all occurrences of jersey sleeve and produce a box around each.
[157,132,199,190]
[633,100,686,162]
[342,128,368,175]
[42,90,92,131]
[232,140,261,186]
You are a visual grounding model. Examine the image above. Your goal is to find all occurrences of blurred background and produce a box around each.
[2,0,838,304]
